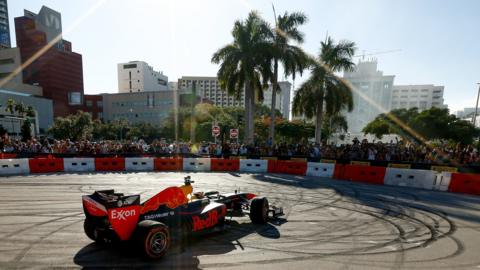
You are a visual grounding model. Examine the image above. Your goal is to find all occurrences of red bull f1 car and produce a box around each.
[82,176,283,259]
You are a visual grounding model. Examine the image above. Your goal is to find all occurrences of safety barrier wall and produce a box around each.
[239,159,268,173]
[154,158,183,171]
[28,158,64,174]
[433,172,451,191]
[94,157,125,171]
[384,168,436,190]
[306,162,335,178]
[341,165,386,185]
[63,158,95,172]
[210,158,239,171]
[448,173,480,195]
[125,157,154,171]
[0,158,30,175]
[183,158,211,172]
[267,160,307,175]
[0,153,17,159]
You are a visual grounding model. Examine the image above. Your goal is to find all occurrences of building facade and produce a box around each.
[118,61,168,93]
[178,76,245,107]
[343,60,395,134]
[391,85,445,111]
[0,0,10,48]
[84,94,103,120]
[0,47,43,95]
[262,81,292,120]
[101,91,176,126]
[15,6,84,117]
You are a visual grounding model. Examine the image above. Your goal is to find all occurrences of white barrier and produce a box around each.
[306,162,335,178]
[384,168,436,190]
[63,158,95,172]
[125,157,154,171]
[433,172,452,191]
[0,159,30,175]
[183,158,211,171]
[239,159,268,173]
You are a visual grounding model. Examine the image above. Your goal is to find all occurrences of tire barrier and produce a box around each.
[239,159,268,173]
[268,160,307,175]
[0,158,30,175]
[448,173,480,195]
[125,157,154,171]
[154,158,183,171]
[28,158,64,174]
[342,165,386,185]
[210,158,239,171]
[63,158,95,172]
[384,168,436,190]
[433,172,452,191]
[94,157,125,172]
[306,162,335,178]
[183,158,211,172]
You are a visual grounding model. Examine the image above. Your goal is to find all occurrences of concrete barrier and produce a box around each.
[433,171,451,191]
[306,162,335,178]
[384,168,436,190]
[125,157,154,171]
[183,158,211,171]
[239,159,268,173]
[63,158,95,172]
[0,159,30,175]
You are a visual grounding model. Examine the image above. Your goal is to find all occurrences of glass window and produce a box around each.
[0,58,14,65]
[96,100,103,107]
[123,63,137,69]
[86,100,93,107]
[68,92,82,105]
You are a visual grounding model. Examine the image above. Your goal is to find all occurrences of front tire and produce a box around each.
[250,197,269,224]
[134,220,170,259]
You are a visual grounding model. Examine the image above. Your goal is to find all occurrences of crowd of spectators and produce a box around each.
[1,134,479,165]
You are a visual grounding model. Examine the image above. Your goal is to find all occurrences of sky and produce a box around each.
[8,0,480,113]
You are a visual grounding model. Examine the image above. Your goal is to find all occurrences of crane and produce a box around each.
[354,49,402,60]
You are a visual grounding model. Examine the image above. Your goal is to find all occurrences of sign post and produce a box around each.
[212,125,220,144]
[230,128,239,143]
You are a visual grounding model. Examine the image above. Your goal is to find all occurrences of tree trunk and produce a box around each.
[268,60,278,147]
[244,81,255,145]
[315,96,324,144]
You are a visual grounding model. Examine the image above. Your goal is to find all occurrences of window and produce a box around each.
[0,58,14,65]
[68,92,82,105]
[123,63,137,69]
[96,101,103,107]
[86,100,93,107]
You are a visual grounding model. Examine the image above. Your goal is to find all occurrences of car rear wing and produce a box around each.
[82,190,140,217]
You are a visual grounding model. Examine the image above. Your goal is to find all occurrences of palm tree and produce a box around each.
[211,11,271,144]
[266,11,310,146]
[292,37,356,144]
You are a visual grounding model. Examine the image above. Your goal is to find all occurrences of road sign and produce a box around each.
[212,125,220,137]
[230,128,238,139]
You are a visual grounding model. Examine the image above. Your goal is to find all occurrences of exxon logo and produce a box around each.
[111,209,136,221]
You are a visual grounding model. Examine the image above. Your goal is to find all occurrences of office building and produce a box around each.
[15,6,84,117]
[456,107,476,119]
[0,0,10,48]
[84,94,103,120]
[343,60,395,134]
[262,81,292,120]
[101,91,176,126]
[0,47,43,95]
[178,76,245,107]
[391,85,445,111]
[118,61,168,93]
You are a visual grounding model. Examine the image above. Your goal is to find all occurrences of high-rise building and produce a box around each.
[117,61,168,93]
[0,0,10,48]
[343,60,395,134]
[178,76,245,107]
[15,6,84,117]
[262,81,292,120]
[391,85,445,111]
[0,47,43,95]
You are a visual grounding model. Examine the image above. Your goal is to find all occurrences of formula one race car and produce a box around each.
[82,176,283,259]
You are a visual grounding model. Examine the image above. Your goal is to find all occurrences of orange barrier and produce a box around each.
[95,157,125,171]
[154,158,183,171]
[333,164,345,179]
[28,158,64,173]
[210,158,239,171]
[267,160,307,175]
[448,173,480,195]
[342,165,386,185]
[0,153,17,159]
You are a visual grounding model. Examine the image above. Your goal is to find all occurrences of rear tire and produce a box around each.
[134,220,170,259]
[250,197,269,224]
[83,219,99,242]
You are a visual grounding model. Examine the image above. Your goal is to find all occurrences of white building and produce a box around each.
[392,84,445,111]
[262,81,292,120]
[168,81,178,91]
[456,107,476,119]
[178,76,245,107]
[118,61,168,93]
[343,60,395,134]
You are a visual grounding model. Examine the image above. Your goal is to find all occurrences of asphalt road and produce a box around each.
[1,172,480,269]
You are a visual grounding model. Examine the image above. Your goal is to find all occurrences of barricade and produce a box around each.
[239,159,268,173]
[306,162,335,178]
[63,158,95,172]
[269,160,307,175]
[342,165,386,185]
[433,172,451,191]
[154,158,183,171]
[95,157,125,171]
[384,168,436,190]
[183,158,211,172]
[125,157,154,171]
[210,158,239,171]
[28,157,64,174]
[448,173,480,195]
[0,158,30,175]
[333,164,345,180]
[0,153,17,159]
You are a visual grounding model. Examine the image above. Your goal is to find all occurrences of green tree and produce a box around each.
[292,37,356,143]
[322,113,348,140]
[48,111,93,140]
[212,11,272,144]
[265,10,309,145]
[4,99,36,140]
